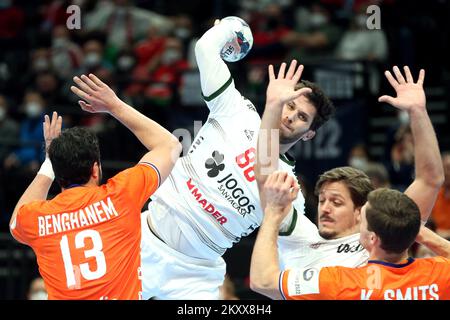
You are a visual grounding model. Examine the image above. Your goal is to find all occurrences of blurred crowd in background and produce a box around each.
[0,0,449,299]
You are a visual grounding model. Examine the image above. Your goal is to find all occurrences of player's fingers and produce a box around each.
[56,115,62,136]
[78,100,95,113]
[50,111,58,136]
[393,66,406,84]
[384,71,398,89]
[81,74,99,91]
[292,64,304,83]
[417,69,425,86]
[294,87,312,98]
[403,66,413,83]
[88,73,105,87]
[276,171,288,185]
[277,62,287,79]
[214,19,220,26]
[268,65,275,81]
[43,114,50,137]
[285,60,297,80]
[73,76,95,95]
[378,95,396,105]
[264,172,276,188]
[283,175,294,189]
[71,86,91,101]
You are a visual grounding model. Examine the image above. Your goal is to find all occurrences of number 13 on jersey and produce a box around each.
[60,229,106,289]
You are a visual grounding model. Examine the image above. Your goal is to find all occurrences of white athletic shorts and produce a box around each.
[140,210,226,300]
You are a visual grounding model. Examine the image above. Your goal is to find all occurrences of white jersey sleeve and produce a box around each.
[195,19,246,116]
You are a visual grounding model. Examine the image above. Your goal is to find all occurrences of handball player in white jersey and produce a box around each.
[140,18,334,299]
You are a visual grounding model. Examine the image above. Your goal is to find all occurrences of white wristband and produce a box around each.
[38,158,55,180]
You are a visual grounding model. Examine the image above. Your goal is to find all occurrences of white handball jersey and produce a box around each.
[150,78,305,259]
[278,213,369,269]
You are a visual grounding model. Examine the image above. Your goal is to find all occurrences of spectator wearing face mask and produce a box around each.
[84,0,174,54]
[334,2,389,94]
[126,37,189,106]
[282,1,343,61]
[4,91,46,172]
[348,143,370,171]
[144,37,189,105]
[78,39,114,74]
[335,3,388,62]
[27,277,47,300]
[247,3,293,64]
[30,48,52,74]
[50,25,83,79]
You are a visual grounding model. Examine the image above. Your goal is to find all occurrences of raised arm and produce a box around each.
[195,19,233,98]
[10,112,61,234]
[250,171,300,299]
[71,74,181,184]
[255,60,310,206]
[416,226,450,259]
[378,66,444,222]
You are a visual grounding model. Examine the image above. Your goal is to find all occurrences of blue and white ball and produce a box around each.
[220,16,253,63]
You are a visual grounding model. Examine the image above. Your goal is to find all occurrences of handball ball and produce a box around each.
[219,16,253,62]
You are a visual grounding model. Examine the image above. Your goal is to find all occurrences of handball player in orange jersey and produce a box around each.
[9,74,181,299]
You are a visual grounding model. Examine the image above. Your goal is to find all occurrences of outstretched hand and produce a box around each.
[266,60,311,108]
[43,111,62,156]
[71,74,121,114]
[379,66,426,111]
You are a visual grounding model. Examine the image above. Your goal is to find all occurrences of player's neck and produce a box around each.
[280,142,295,154]
[61,178,98,191]
[369,248,410,264]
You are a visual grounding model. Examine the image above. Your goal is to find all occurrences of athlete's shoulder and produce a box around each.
[19,198,50,215]
[419,256,450,265]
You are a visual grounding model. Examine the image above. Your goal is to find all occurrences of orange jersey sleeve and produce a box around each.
[10,200,46,245]
[280,267,340,299]
[10,163,161,300]
[105,162,160,211]
[281,257,450,300]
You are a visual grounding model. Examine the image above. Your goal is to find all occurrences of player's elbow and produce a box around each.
[249,270,277,294]
[249,276,266,294]
[250,275,279,299]
[434,165,445,188]
[421,166,445,190]
[167,137,182,160]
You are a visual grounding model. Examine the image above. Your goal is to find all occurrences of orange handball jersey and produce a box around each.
[281,257,450,300]
[10,162,160,300]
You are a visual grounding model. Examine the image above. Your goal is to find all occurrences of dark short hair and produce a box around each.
[315,166,374,208]
[296,80,335,131]
[366,188,421,254]
[49,127,100,188]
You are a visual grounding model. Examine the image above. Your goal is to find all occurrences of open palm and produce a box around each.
[379,66,426,111]
[266,60,311,107]
[71,74,121,113]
